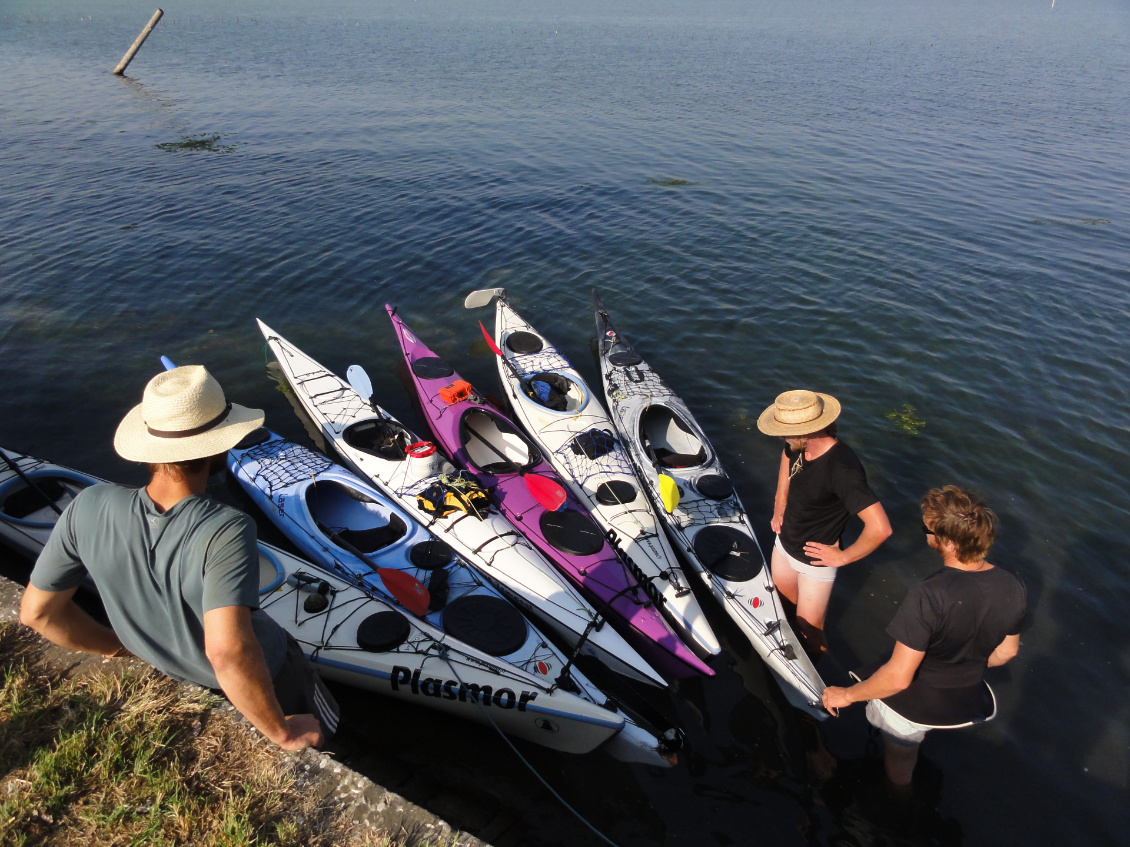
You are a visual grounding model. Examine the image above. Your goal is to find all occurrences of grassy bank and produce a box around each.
[0,623,444,846]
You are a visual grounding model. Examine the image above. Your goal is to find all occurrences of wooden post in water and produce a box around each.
[112,9,164,76]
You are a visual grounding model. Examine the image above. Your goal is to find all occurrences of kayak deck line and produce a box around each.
[484,295,722,662]
[0,448,639,757]
[386,304,714,681]
[256,319,672,692]
[592,290,829,718]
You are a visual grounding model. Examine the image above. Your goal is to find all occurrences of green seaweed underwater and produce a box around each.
[886,404,925,436]
[154,134,236,154]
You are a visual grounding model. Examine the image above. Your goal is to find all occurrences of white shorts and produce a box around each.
[774,535,838,583]
[865,698,932,746]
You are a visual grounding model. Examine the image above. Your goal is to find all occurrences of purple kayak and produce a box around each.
[385,305,713,680]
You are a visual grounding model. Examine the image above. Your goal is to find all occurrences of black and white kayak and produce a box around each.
[465,288,721,661]
[0,448,93,559]
[254,319,667,690]
[591,291,829,719]
[0,446,679,763]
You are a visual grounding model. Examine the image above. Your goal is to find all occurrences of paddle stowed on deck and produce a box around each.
[592,289,829,719]
[385,304,714,682]
[253,320,674,699]
[464,287,722,665]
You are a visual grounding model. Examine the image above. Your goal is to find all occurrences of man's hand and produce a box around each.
[822,685,854,715]
[804,541,846,567]
[771,511,785,534]
[275,714,324,751]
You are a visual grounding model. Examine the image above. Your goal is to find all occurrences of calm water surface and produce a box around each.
[2,1,1129,844]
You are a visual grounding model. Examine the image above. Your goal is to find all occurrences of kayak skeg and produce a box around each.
[0,448,678,760]
[254,320,667,692]
[471,290,721,661]
[591,290,829,719]
[385,304,714,681]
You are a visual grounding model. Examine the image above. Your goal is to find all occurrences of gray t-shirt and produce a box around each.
[31,483,286,690]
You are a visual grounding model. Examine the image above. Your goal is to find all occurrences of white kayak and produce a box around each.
[591,291,829,719]
[0,446,679,763]
[255,319,666,690]
[466,288,721,661]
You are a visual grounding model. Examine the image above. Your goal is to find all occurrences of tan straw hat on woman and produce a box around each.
[757,389,842,437]
[114,366,265,463]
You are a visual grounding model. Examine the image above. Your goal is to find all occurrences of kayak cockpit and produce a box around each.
[344,419,412,461]
[0,472,90,527]
[522,372,585,413]
[461,409,540,474]
[307,480,408,553]
[640,406,707,468]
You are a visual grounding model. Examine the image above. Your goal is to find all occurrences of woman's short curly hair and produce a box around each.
[921,485,997,563]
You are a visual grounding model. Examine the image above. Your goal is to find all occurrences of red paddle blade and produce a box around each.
[525,473,568,512]
[479,321,504,357]
[378,568,431,616]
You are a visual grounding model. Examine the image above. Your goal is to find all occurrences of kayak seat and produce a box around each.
[462,409,538,473]
[539,508,605,557]
[322,514,408,554]
[693,526,762,582]
[640,406,706,468]
[357,610,412,652]
[1,478,69,520]
[443,595,530,657]
[505,331,543,355]
[654,447,707,468]
[411,356,455,380]
[344,420,409,461]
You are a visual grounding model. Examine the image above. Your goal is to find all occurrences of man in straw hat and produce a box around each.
[21,366,338,751]
[821,486,1025,794]
[758,389,891,657]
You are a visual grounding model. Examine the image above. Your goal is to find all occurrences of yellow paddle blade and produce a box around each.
[658,474,680,513]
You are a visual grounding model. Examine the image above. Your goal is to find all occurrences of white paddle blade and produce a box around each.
[463,287,506,309]
[346,365,374,401]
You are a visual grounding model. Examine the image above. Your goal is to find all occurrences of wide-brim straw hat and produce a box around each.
[114,365,264,464]
[757,389,842,437]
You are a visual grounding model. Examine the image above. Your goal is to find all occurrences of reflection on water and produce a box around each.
[1,0,1129,844]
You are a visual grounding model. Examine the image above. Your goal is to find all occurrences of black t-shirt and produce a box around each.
[779,441,878,565]
[881,565,1027,726]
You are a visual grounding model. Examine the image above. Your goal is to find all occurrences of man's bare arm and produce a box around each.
[822,641,925,714]
[987,633,1020,667]
[771,451,791,534]
[20,584,129,657]
[805,501,893,567]
[203,605,322,752]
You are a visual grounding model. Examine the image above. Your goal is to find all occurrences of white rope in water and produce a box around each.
[441,651,624,847]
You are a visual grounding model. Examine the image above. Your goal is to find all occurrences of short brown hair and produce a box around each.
[921,485,997,563]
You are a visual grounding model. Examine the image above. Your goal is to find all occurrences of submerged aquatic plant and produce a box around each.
[154,133,237,154]
[886,404,925,436]
[647,177,692,186]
